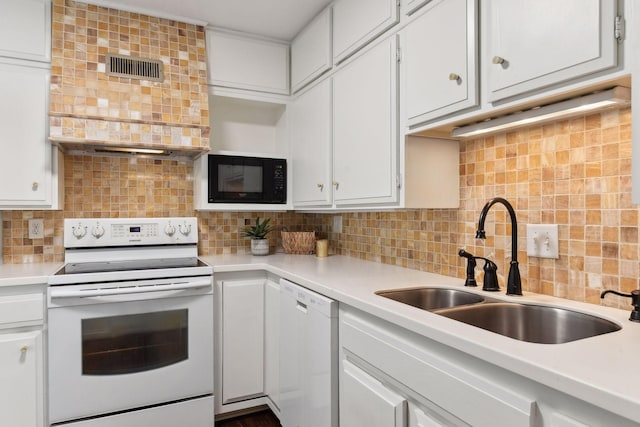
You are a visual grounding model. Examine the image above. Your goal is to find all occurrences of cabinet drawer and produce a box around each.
[0,293,43,326]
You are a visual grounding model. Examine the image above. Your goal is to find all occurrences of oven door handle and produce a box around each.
[49,280,212,299]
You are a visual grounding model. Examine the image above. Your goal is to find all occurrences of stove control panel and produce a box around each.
[64,217,198,248]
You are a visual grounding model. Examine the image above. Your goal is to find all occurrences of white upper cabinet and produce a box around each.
[333,36,399,206]
[207,30,290,95]
[0,0,51,63]
[402,0,478,127]
[290,79,333,208]
[485,0,618,102]
[0,62,59,208]
[291,7,332,93]
[333,0,399,64]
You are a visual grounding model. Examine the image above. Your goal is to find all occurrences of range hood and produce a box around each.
[48,0,210,158]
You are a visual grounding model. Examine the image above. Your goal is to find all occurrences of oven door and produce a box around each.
[47,277,213,424]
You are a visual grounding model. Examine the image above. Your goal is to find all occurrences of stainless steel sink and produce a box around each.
[375,287,484,311]
[436,303,621,344]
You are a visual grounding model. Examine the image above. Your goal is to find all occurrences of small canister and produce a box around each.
[316,239,328,257]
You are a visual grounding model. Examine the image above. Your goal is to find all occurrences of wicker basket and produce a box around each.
[281,230,316,254]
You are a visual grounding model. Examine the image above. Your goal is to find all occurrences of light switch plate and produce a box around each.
[526,224,559,259]
[333,215,343,234]
[28,219,44,239]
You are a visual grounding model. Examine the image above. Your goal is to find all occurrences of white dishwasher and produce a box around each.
[279,279,338,427]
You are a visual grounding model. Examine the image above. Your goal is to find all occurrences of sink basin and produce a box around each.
[437,303,621,344]
[376,287,484,311]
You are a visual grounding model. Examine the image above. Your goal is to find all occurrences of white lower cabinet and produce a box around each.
[215,274,266,413]
[339,304,640,427]
[264,278,281,412]
[0,291,45,427]
[0,330,43,427]
[341,359,406,427]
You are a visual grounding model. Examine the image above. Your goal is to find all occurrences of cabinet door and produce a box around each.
[333,36,399,206]
[291,7,332,93]
[486,0,617,102]
[403,0,478,126]
[0,0,51,62]
[341,359,406,427]
[0,62,52,206]
[333,0,399,64]
[207,30,289,95]
[290,79,333,208]
[264,279,280,410]
[221,279,265,403]
[0,330,43,427]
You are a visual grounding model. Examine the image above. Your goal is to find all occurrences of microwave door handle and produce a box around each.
[50,280,212,299]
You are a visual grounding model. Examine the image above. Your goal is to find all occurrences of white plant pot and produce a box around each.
[251,239,269,256]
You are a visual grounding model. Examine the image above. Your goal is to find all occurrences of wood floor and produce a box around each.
[215,409,281,427]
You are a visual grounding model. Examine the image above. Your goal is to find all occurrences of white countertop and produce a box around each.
[0,262,61,287]
[201,253,640,423]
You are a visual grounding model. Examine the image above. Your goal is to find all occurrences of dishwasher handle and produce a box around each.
[50,280,212,299]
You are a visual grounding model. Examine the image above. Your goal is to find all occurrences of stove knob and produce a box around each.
[91,224,105,239]
[72,224,87,239]
[165,224,176,236]
[179,223,192,236]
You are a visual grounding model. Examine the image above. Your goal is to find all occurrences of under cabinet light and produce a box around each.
[94,147,169,155]
[451,86,631,139]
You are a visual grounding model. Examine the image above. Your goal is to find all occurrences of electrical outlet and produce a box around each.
[28,219,44,239]
[333,215,343,234]
[526,224,559,259]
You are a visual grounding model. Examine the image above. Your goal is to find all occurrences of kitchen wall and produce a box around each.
[312,107,635,309]
[1,108,634,309]
[1,153,312,264]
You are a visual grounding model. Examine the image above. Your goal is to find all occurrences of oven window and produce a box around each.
[82,309,188,375]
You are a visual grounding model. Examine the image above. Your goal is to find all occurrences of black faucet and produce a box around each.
[458,249,500,292]
[476,197,522,296]
[601,290,640,322]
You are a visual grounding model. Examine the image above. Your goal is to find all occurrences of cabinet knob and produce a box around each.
[492,56,506,65]
[317,183,324,192]
[333,181,339,190]
[449,73,460,81]
[20,346,28,353]
[32,182,38,191]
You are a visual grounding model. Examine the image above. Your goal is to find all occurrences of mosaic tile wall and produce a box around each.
[1,154,315,263]
[48,0,209,151]
[2,108,636,309]
[310,108,635,308]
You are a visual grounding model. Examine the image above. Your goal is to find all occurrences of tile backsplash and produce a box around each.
[48,0,209,151]
[2,107,636,309]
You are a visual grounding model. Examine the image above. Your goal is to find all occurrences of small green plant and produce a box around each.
[243,217,273,240]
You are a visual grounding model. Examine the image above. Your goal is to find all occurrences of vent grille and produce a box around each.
[105,54,164,82]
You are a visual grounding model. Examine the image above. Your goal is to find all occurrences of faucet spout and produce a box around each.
[476,197,522,296]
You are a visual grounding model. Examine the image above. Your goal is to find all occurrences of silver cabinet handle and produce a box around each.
[492,56,505,65]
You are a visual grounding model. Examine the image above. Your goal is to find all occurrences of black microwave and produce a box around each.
[208,154,287,204]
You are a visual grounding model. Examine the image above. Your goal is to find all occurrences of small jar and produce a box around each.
[316,239,328,257]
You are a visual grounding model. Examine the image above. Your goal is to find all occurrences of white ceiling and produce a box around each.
[84,0,332,41]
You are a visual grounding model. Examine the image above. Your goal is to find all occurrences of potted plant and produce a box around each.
[243,217,273,256]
